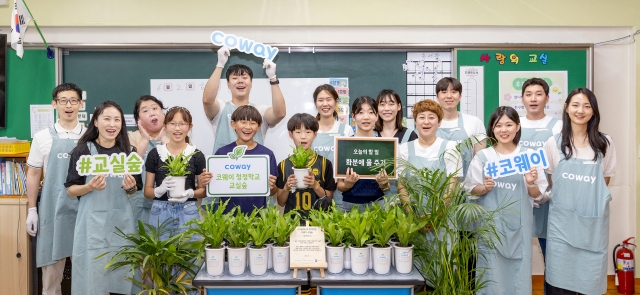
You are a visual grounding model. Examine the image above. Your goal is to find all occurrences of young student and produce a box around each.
[464,106,547,295]
[543,88,616,295]
[374,89,418,143]
[214,105,278,214]
[435,77,486,177]
[311,84,353,207]
[519,78,562,261]
[144,106,206,238]
[337,96,390,212]
[276,113,336,219]
[65,101,143,295]
[128,95,169,224]
[26,83,86,295]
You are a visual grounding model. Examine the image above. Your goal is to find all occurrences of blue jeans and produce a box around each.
[149,200,200,241]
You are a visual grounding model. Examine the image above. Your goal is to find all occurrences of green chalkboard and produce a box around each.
[334,137,397,179]
[62,50,408,127]
[456,49,588,123]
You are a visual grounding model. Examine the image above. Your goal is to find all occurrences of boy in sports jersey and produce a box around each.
[519,78,560,261]
[276,113,336,220]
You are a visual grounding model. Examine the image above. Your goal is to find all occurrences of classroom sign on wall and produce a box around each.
[498,71,567,119]
[206,145,271,197]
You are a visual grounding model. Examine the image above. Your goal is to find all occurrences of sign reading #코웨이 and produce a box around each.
[334,137,397,179]
[206,145,271,197]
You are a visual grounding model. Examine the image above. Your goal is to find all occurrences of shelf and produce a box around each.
[0,195,27,199]
[0,153,29,158]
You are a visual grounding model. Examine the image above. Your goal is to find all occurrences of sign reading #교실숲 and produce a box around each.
[210,31,279,61]
[206,145,271,197]
[75,153,144,176]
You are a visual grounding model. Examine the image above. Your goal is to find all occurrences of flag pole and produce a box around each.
[19,0,53,58]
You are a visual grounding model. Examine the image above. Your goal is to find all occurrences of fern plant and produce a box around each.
[370,203,397,247]
[226,207,251,248]
[273,210,301,247]
[309,204,346,246]
[162,151,197,176]
[288,143,316,168]
[247,208,275,248]
[185,199,231,259]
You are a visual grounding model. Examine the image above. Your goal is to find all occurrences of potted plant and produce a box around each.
[98,220,200,295]
[343,208,371,275]
[272,210,301,274]
[370,204,397,275]
[392,205,426,274]
[161,150,198,198]
[288,144,317,189]
[310,204,347,274]
[247,208,275,276]
[226,207,252,276]
[185,199,231,276]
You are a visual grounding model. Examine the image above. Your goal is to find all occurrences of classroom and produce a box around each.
[0,1,638,295]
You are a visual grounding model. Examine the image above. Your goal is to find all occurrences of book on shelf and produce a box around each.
[0,158,27,196]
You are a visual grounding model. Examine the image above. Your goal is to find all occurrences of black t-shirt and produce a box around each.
[64,141,144,196]
[395,127,418,142]
[145,148,206,201]
[276,155,336,219]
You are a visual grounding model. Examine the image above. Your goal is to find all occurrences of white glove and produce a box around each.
[263,59,277,80]
[154,176,176,198]
[168,189,193,203]
[26,207,38,237]
[217,46,230,68]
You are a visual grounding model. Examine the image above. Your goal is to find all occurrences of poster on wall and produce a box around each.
[459,66,485,124]
[498,71,567,119]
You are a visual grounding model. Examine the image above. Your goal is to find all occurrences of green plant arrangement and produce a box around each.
[184,199,231,257]
[273,210,301,247]
[392,205,426,248]
[247,208,276,249]
[226,207,251,248]
[309,203,346,246]
[162,151,198,176]
[97,220,200,295]
[343,208,371,248]
[288,143,317,168]
[370,203,397,247]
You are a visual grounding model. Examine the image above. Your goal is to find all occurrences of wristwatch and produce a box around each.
[269,79,280,85]
[125,186,137,195]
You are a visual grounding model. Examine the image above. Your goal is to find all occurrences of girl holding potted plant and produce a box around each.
[464,106,547,294]
[337,96,390,212]
[277,113,337,220]
[65,101,143,295]
[144,106,207,240]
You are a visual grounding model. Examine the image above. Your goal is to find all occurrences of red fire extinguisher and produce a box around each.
[614,237,636,295]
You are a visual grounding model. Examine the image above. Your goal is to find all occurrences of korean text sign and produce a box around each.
[334,137,397,179]
[484,148,549,179]
[75,153,144,176]
[206,145,271,197]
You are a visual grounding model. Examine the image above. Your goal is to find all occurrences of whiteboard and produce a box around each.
[150,78,330,163]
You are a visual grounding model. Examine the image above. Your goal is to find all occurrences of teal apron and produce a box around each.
[373,129,411,196]
[72,142,135,295]
[545,135,610,295]
[36,126,80,267]
[475,150,533,295]
[312,123,346,206]
[436,112,472,178]
[206,102,265,207]
[128,139,159,225]
[519,118,557,239]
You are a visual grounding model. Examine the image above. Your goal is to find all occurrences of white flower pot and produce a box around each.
[372,245,391,275]
[350,245,369,275]
[326,244,345,274]
[271,244,290,274]
[266,242,274,270]
[367,243,374,269]
[169,176,187,198]
[204,245,225,276]
[343,247,351,269]
[393,244,414,274]
[388,241,398,267]
[249,246,269,276]
[227,246,247,276]
[293,168,310,189]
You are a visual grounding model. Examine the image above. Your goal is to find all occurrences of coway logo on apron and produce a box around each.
[313,145,334,152]
[57,153,71,158]
[494,181,518,191]
[561,172,597,184]
[519,140,545,147]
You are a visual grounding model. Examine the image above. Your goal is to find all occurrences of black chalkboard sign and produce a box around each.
[334,137,397,179]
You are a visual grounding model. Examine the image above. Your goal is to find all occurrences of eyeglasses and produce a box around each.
[56,99,81,105]
[167,122,189,129]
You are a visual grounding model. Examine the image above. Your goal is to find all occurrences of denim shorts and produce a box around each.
[149,200,200,241]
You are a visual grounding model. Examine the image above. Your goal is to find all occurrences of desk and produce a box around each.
[310,266,424,295]
[192,262,308,295]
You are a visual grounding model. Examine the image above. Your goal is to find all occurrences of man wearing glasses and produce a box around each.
[26,83,86,295]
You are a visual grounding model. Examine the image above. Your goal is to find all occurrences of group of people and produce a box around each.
[24,45,615,295]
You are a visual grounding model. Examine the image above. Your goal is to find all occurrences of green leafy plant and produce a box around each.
[393,205,426,247]
[162,151,198,176]
[247,208,276,248]
[288,143,317,168]
[370,203,397,247]
[226,207,251,248]
[273,210,301,247]
[96,220,200,295]
[185,199,231,259]
[343,208,371,248]
[309,203,346,246]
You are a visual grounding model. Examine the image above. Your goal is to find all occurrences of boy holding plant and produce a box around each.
[276,113,336,220]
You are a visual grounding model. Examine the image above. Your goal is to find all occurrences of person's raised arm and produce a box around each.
[262,59,286,127]
[202,46,230,121]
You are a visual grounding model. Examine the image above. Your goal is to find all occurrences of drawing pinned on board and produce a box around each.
[459,66,485,124]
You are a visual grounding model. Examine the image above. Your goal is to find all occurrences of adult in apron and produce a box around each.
[436,113,472,178]
[128,138,160,224]
[313,123,346,206]
[545,136,610,295]
[474,150,533,295]
[71,142,136,295]
[36,126,80,268]
[520,117,558,255]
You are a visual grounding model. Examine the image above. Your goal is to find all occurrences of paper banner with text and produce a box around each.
[206,145,271,197]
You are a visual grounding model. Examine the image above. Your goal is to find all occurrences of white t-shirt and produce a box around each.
[398,138,462,177]
[440,112,487,141]
[464,145,548,204]
[209,100,270,141]
[519,115,562,134]
[27,122,85,174]
[318,121,355,137]
[543,135,616,177]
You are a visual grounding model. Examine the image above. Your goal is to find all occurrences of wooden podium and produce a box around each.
[0,196,31,295]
